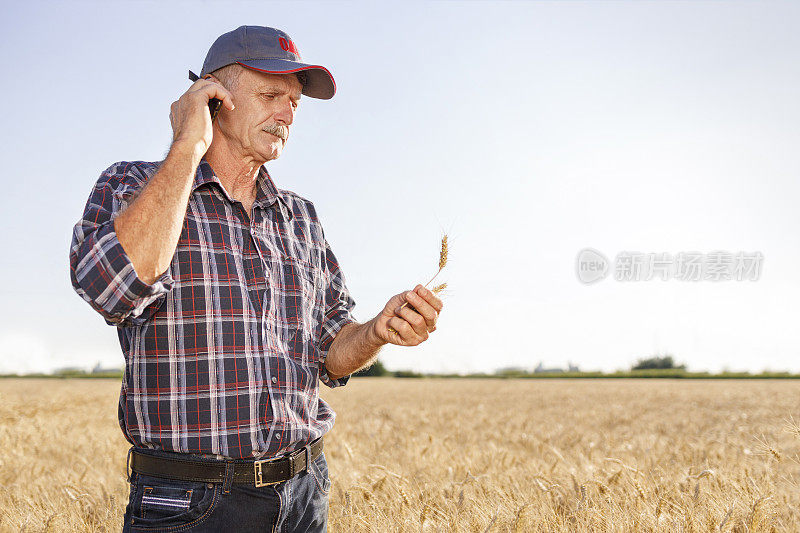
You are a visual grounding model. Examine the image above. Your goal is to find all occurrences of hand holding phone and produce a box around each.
[170,70,232,152]
[189,70,223,122]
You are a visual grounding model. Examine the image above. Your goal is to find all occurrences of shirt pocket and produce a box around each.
[281,254,325,342]
[274,254,326,399]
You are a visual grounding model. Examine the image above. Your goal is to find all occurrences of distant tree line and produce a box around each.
[356,355,689,377]
[5,354,797,380]
[631,355,686,370]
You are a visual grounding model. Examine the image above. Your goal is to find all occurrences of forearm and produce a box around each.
[324,318,386,380]
[114,142,202,284]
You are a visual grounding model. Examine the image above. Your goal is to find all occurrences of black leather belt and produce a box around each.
[129,437,323,487]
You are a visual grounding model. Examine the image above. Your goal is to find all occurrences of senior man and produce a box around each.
[69,26,442,532]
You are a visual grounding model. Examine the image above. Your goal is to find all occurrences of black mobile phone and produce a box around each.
[188,70,223,122]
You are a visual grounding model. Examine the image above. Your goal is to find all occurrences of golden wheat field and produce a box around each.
[1,378,800,532]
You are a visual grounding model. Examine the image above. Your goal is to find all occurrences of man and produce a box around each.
[69,26,443,532]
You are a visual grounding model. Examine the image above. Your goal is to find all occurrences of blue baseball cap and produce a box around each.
[200,26,336,100]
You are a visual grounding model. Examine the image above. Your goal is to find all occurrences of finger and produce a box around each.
[385,326,401,343]
[409,288,440,318]
[398,291,437,332]
[192,78,235,111]
[384,321,406,345]
[206,83,235,111]
[387,316,424,346]
[394,305,429,338]
[413,284,443,312]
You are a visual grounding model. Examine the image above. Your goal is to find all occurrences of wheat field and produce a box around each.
[1,378,799,532]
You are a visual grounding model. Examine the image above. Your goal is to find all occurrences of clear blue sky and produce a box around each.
[1,1,798,374]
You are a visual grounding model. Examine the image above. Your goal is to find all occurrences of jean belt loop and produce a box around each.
[223,460,234,494]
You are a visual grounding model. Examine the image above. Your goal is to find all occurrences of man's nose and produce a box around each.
[274,98,295,125]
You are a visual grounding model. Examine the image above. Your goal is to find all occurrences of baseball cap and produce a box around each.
[200,26,336,100]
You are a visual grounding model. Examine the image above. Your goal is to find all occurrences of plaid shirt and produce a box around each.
[69,158,358,459]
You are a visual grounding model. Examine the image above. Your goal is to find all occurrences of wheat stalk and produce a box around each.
[397,234,448,313]
[753,433,783,461]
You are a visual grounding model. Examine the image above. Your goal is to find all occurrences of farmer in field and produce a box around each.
[69,25,442,532]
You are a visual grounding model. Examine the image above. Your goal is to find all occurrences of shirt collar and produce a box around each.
[194,158,293,222]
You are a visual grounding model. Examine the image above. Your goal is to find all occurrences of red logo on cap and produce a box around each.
[278,37,301,58]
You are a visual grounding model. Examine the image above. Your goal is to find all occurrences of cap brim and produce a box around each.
[236,60,336,100]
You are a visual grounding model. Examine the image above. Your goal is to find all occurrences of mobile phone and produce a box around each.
[188,70,223,122]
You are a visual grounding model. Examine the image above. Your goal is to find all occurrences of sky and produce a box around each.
[1,0,798,375]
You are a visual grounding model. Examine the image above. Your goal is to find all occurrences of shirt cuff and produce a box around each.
[318,313,358,388]
[91,222,174,326]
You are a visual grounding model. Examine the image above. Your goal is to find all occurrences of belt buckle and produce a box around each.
[253,441,315,487]
[254,457,282,488]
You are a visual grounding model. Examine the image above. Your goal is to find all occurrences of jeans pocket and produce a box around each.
[308,451,332,494]
[129,473,219,530]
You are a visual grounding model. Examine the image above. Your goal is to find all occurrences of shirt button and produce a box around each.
[271,377,277,384]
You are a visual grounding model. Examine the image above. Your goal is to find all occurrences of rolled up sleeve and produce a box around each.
[69,164,173,327]
[317,236,358,388]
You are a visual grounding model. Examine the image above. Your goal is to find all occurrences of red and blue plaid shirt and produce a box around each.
[69,158,357,459]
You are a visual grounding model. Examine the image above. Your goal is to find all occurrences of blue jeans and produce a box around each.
[122,449,331,532]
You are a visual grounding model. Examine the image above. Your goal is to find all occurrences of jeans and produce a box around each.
[122,449,331,532]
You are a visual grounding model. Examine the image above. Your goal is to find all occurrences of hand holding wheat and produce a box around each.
[370,234,447,346]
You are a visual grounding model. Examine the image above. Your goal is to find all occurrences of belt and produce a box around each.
[129,437,323,487]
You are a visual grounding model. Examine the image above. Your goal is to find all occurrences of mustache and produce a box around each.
[263,123,289,142]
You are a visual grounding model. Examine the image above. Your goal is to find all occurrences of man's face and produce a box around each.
[214,68,302,163]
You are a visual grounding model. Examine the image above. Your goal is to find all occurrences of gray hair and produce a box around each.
[211,63,307,91]
[209,64,244,91]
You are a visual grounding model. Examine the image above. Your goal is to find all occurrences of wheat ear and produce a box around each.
[431,282,447,294]
[398,234,448,312]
